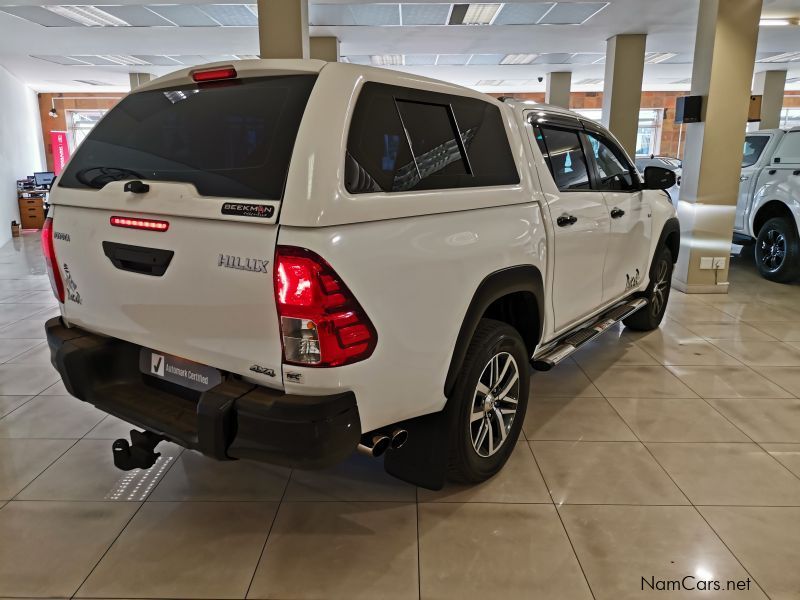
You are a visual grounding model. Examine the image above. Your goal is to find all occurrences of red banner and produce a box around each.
[49,131,70,175]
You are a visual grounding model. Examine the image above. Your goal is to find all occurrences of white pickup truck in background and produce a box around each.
[735,127,800,282]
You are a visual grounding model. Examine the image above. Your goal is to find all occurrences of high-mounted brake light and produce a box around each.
[192,67,237,82]
[41,217,65,303]
[110,216,169,232]
[274,246,377,367]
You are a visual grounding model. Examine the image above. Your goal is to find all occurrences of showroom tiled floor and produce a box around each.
[1,233,800,599]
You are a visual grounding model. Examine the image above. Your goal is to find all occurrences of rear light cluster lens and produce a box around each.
[41,217,65,303]
[274,246,377,367]
[110,216,169,231]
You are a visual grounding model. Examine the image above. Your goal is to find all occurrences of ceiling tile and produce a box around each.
[131,55,183,66]
[31,55,93,65]
[99,5,174,27]
[437,54,471,65]
[468,54,506,65]
[538,1,608,25]
[534,52,573,64]
[404,53,438,65]
[349,4,401,25]
[0,6,81,27]
[493,2,555,25]
[145,5,220,27]
[401,3,450,25]
[197,4,257,26]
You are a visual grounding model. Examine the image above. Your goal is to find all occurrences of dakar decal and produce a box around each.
[62,263,82,304]
[625,269,642,291]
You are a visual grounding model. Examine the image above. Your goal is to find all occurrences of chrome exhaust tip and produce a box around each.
[390,429,408,450]
[357,435,391,458]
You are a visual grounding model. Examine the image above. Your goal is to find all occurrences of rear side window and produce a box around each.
[773,131,800,165]
[742,135,770,167]
[59,75,317,200]
[535,126,591,191]
[345,82,519,193]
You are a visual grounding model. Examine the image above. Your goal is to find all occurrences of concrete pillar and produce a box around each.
[129,72,151,90]
[601,34,646,156]
[545,72,571,109]
[672,0,762,293]
[753,70,787,130]
[257,0,309,59]
[309,36,339,62]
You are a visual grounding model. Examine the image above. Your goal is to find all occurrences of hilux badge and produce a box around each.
[218,254,269,273]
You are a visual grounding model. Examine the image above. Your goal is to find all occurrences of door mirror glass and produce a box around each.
[643,166,676,190]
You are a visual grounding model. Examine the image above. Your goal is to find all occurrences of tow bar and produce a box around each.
[112,429,166,471]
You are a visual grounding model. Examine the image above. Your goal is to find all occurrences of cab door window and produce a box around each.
[585,132,638,191]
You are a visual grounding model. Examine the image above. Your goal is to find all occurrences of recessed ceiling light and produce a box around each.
[645,52,678,64]
[500,53,538,65]
[476,79,504,86]
[97,55,152,66]
[370,54,404,66]
[449,3,501,25]
[760,18,797,26]
[44,5,129,27]
[758,51,800,63]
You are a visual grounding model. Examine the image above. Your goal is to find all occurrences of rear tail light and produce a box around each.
[41,217,65,303]
[110,216,169,231]
[192,66,237,82]
[274,246,377,367]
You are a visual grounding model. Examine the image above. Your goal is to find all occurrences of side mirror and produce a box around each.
[643,166,676,190]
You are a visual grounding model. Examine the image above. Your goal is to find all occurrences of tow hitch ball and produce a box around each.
[112,429,166,471]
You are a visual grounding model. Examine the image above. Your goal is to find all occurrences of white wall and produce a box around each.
[0,65,45,246]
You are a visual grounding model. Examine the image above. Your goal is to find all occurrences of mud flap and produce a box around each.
[383,399,457,491]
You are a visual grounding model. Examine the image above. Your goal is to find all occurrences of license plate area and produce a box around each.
[139,348,222,392]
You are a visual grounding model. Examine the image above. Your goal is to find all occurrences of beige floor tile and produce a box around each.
[637,337,742,366]
[0,363,60,395]
[0,501,140,598]
[717,303,800,323]
[39,379,69,395]
[747,322,800,342]
[586,366,699,398]
[0,395,104,438]
[0,303,54,328]
[250,502,418,600]
[761,444,800,478]
[710,340,800,367]
[6,341,50,365]
[683,322,777,341]
[667,366,793,398]
[17,439,182,501]
[419,503,592,600]
[572,337,660,370]
[608,397,750,442]
[700,506,800,600]
[0,318,49,339]
[665,303,737,324]
[149,450,290,501]
[647,442,800,506]
[754,367,800,397]
[530,360,602,397]
[0,438,74,499]
[560,505,767,600]
[532,441,687,505]
[418,442,550,503]
[83,414,138,439]
[0,338,43,362]
[284,452,416,502]
[79,501,276,599]
[707,398,800,443]
[524,396,636,441]
[0,395,31,418]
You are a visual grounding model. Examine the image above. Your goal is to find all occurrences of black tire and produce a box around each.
[447,319,529,483]
[623,246,673,331]
[755,217,800,283]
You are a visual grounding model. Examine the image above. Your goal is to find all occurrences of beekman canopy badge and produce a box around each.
[221,202,275,219]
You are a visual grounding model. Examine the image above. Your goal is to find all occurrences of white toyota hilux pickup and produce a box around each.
[44,59,679,489]
[734,127,800,282]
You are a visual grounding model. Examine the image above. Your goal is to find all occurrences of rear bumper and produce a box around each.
[45,317,361,469]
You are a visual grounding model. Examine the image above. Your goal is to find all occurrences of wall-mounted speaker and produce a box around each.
[675,95,703,124]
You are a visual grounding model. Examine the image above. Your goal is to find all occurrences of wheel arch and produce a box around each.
[753,200,797,238]
[656,217,680,264]
[444,265,543,397]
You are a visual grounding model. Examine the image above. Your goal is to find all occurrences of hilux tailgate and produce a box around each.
[51,185,283,389]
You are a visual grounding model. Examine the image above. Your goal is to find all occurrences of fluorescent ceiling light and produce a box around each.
[370,54,404,66]
[759,51,800,63]
[450,3,500,25]
[500,53,538,65]
[760,18,793,26]
[235,54,260,60]
[477,80,504,86]
[97,55,151,66]
[44,5,129,26]
[646,52,678,64]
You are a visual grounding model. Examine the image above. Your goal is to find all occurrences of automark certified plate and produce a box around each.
[139,348,222,392]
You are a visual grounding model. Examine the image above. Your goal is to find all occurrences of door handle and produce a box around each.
[768,169,777,175]
[793,170,800,176]
[739,175,749,182]
[557,215,578,227]
[610,207,625,219]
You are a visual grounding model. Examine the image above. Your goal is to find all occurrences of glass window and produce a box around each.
[774,131,800,164]
[345,82,519,193]
[586,132,637,191]
[536,126,591,191]
[742,135,770,167]
[779,107,800,130]
[59,75,317,200]
[573,108,663,156]
[66,110,106,151]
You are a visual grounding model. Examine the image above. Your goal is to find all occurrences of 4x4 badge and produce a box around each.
[218,254,269,273]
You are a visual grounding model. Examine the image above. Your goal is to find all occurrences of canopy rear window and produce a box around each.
[59,74,317,200]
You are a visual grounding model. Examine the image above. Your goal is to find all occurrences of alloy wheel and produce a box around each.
[470,352,520,458]
[651,259,669,317]
[760,229,786,272]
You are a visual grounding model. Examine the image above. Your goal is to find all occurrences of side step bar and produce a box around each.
[532,298,648,372]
